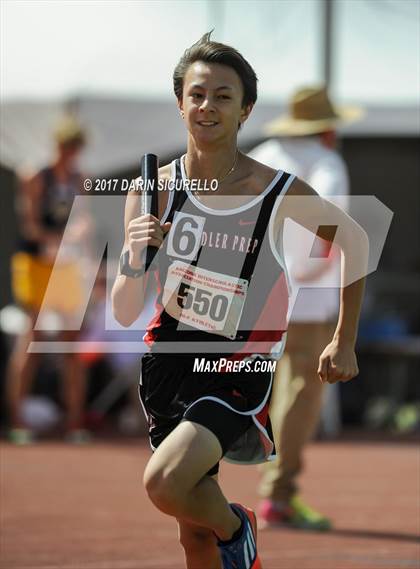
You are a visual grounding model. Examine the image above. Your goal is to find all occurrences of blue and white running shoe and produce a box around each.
[217,503,262,569]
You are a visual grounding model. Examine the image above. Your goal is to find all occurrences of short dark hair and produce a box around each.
[173,31,258,108]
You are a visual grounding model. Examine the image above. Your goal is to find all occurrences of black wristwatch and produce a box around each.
[119,250,145,278]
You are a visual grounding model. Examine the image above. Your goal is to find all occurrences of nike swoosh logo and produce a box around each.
[238,219,256,226]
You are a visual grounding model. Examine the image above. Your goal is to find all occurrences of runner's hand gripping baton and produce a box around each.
[141,153,159,270]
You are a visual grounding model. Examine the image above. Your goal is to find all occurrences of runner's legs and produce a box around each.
[143,420,240,541]
[177,474,222,569]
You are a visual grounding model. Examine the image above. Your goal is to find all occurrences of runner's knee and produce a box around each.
[143,461,185,510]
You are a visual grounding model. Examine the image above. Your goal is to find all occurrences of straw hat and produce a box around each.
[264,86,363,136]
[53,115,87,146]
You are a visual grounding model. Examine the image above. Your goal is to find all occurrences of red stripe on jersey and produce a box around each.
[144,272,164,347]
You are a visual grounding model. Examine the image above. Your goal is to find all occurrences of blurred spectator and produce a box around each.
[6,115,91,444]
[79,262,154,437]
[249,87,362,530]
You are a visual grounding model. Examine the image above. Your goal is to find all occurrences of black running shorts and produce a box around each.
[139,353,262,475]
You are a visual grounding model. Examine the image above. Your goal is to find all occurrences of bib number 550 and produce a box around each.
[177,282,228,322]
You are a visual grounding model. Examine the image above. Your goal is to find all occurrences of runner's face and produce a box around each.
[179,61,251,144]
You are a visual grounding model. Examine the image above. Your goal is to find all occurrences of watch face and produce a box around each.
[131,267,143,277]
[120,251,143,277]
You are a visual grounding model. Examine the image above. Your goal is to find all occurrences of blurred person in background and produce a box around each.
[249,86,362,530]
[7,115,91,445]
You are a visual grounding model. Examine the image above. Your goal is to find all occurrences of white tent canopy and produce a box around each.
[1,96,418,177]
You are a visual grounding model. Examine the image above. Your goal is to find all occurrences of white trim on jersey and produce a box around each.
[180,153,285,216]
[160,161,177,223]
[268,173,296,297]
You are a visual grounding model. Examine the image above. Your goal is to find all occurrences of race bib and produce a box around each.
[162,260,248,339]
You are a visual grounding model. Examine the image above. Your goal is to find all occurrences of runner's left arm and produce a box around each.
[276,177,369,383]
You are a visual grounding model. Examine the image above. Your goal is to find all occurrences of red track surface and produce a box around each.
[1,440,419,569]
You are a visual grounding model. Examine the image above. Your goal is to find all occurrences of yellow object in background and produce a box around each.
[11,252,83,313]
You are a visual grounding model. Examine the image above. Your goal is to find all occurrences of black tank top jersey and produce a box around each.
[144,157,295,359]
[19,166,80,254]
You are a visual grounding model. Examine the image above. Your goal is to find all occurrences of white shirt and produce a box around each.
[249,137,350,322]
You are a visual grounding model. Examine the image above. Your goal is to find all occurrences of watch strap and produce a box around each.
[119,250,145,278]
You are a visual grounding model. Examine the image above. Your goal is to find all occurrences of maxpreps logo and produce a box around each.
[193,357,277,373]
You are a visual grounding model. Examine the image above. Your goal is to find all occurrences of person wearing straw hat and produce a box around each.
[7,115,91,445]
[249,86,363,531]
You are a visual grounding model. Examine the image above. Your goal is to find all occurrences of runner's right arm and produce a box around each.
[111,178,171,327]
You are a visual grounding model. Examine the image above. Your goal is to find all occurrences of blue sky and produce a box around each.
[1,0,419,105]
